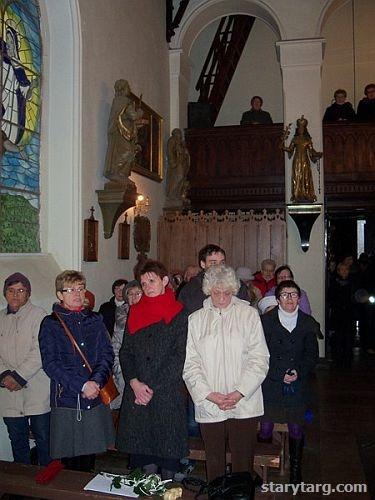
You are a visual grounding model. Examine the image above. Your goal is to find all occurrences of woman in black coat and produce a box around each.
[117,260,188,480]
[259,280,319,485]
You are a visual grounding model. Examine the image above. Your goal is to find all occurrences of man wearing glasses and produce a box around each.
[0,272,51,466]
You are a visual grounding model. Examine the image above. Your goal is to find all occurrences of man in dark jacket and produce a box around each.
[178,244,249,314]
[240,96,273,125]
[98,279,127,336]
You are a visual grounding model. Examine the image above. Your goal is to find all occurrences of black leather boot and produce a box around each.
[289,436,304,484]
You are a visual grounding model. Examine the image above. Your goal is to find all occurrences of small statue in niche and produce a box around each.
[166,128,190,204]
[103,79,146,185]
[281,115,322,203]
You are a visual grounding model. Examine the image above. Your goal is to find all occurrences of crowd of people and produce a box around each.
[0,244,328,487]
[240,84,375,126]
[323,84,375,123]
[327,251,375,367]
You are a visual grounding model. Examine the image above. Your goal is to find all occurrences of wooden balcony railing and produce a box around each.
[185,122,375,212]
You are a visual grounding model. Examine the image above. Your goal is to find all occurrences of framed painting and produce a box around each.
[130,92,163,182]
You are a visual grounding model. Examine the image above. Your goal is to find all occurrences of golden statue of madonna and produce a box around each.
[281,116,322,203]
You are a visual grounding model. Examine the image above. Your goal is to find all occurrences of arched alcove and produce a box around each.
[318,0,350,36]
[169,0,284,129]
[172,0,283,54]
[319,0,375,110]
[188,15,283,125]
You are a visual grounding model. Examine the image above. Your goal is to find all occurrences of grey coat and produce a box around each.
[110,303,129,410]
[117,309,189,459]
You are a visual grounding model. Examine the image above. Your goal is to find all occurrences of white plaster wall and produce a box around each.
[354,0,375,102]
[78,0,170,305]
[322,0,375,110]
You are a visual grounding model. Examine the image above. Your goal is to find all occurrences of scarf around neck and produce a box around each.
[127,287,183,335]
[278,305,299,332]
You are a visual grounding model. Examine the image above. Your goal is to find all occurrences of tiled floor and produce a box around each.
[96,349,375,499]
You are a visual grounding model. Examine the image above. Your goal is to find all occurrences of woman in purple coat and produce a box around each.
[265,265,311,315]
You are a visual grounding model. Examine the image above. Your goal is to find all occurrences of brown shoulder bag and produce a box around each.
[54,312,119,405]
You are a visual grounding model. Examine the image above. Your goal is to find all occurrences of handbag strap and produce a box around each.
[54,312,93,374]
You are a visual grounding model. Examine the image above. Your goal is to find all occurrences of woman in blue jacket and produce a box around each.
[39,270,115,471]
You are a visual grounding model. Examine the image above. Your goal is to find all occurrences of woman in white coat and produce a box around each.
[183,265,269,482]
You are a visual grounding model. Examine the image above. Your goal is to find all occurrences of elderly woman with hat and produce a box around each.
[0,272,51,466]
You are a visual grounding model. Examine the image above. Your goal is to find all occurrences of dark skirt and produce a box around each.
[261,404,306,425]
[50,404,115,458]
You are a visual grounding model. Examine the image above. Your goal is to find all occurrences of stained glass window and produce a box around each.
[0,0,41,252]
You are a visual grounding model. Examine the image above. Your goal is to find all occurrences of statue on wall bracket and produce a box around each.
[164,128,190,211]
[281,116,323,252]
[97,79,147,238]
[103,79,147,186]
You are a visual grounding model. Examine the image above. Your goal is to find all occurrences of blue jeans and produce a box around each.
[3,412,51,466]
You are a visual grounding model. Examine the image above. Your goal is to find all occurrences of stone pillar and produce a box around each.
[169,48,190,131]
[276,38,325,355]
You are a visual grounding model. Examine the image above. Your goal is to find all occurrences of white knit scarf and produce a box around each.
[278,305,298,332]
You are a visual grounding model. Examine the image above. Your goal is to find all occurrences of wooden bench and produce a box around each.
[272,423,289,475]
[0,460,196,500]
[188,437,282,482]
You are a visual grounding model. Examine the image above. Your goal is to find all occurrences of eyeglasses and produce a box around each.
[61,287,86,294]
[6,288,27,296]
[279,292,299,299]
[127,291,142,298]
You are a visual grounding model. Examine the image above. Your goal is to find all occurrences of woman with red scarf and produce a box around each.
[117,260,188,480]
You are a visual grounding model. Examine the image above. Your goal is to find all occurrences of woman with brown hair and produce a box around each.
[117,260,188,480]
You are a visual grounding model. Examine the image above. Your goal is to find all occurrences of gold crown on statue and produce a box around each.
[297,115,308,127]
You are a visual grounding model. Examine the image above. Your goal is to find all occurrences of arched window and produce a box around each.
[0,0,41,252]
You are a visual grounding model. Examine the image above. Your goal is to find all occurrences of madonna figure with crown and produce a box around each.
[281,116,322,203]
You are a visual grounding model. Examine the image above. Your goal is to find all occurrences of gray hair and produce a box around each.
[202,265,240,296]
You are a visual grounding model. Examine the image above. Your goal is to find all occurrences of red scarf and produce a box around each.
[127,287,183,335]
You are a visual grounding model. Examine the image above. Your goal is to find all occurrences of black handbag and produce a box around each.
[184,472,255,500]
[206,472,255,499]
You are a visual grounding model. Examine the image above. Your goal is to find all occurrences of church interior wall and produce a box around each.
[322,0,375,111]
[78,0,170,305]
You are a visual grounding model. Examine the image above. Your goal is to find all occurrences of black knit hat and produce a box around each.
[3,272,31,296]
